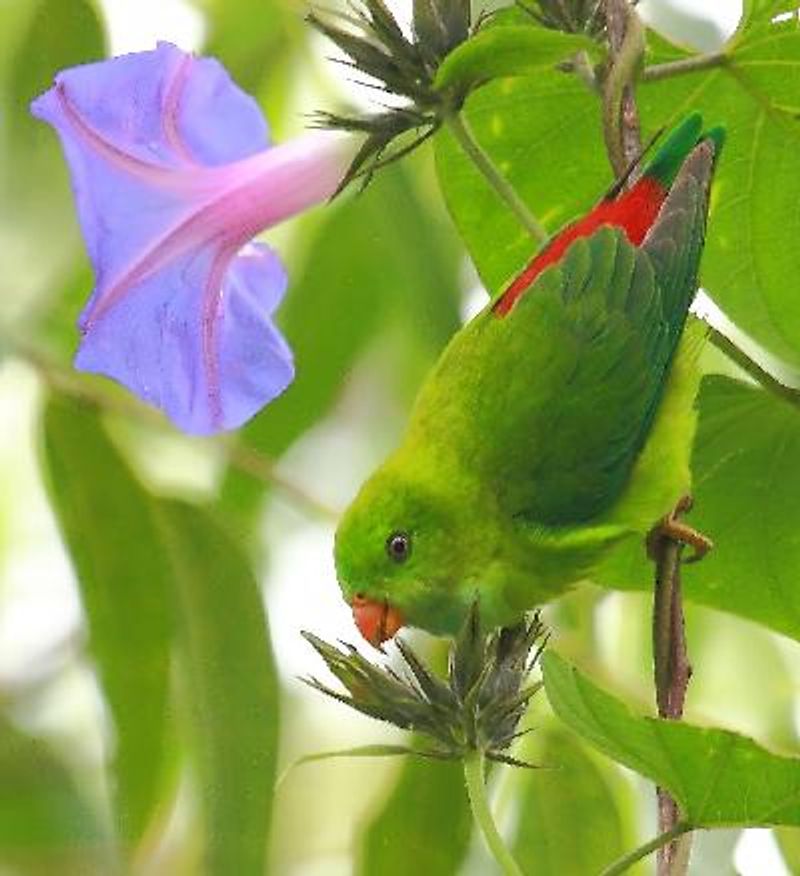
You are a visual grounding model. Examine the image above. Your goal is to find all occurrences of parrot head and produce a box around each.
[334,455,478,647]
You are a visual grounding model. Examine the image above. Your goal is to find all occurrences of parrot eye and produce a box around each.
[386,531,411,563]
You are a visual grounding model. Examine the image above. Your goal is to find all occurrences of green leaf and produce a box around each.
[42,393,172,844]
[218,164,461,528]
[635,16,800,366]
[0,717,109,874]
[434,71,605,294]
[511,725,633,875]
[356,757,472,875]
[434,25,601,94]
[598,376,800,643]
[776,826,800,874]
[157,502,280,876]
[544,651,800,828]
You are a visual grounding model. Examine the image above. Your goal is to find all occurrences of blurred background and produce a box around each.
[2,0,799,873]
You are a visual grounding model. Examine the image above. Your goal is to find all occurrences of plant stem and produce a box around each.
[643,51,728,82]
[649,521,693,876]
[598,823,693,876]
[602,0,645,178]
[463,751,524,876]
[705,324,800,409]
[445,111,549,246]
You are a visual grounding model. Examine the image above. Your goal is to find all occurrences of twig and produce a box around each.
[602,0,644,179]
[445,110,549,245]
[643,51,728,82]
[598,822,693,876]
[601,3,692,871]
[649,534,693,875]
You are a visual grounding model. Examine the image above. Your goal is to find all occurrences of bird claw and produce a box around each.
[647,494,713,563]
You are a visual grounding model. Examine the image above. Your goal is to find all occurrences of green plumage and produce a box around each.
[335,124,720,637]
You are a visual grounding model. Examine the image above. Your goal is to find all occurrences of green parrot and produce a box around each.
[335,113,724,646]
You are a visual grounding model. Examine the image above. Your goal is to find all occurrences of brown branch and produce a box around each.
[602,0,644,181]
[602,2,693,870]
[650,534,693,875]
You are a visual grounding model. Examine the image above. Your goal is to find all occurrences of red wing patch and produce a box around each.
[493,177,667,317]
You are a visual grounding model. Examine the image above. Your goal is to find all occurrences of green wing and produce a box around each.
[409,140,715,526]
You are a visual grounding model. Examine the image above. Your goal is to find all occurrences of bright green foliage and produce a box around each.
[511,725,634,876]
[600,376,800,642]
[158,502,280,876]
[43,395,173,844]
[544,652,800,829]
[434,25,601,94]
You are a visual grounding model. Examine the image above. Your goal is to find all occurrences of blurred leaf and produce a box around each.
[356,756,472,875]
[599,376,800,643]
[197,0,300,95]
[512,725,632,875]
[42,393,172,844]
[0,717,109,875]
[219,164,462,528]
[1,0,104,329]
[544,652,800,828]
[435,25,601,94]
[157,502,279,876]
[776,826,800,874]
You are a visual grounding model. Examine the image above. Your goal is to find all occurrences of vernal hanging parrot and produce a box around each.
[335,113,724,646]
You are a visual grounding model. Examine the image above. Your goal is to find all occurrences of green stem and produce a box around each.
[643,51,728,82]
[706,325,800,409]
[598,823,693,876]
[463,751,524,876]
[445,111,549,246]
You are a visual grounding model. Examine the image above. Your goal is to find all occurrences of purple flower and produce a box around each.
[31,42,353,435]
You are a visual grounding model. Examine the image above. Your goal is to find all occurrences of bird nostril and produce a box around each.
[353,592,366,603]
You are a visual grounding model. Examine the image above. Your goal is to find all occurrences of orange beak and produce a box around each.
[351,594,405,648]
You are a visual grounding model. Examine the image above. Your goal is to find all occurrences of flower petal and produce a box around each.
[74,241,294,435]
[29,42,270,309]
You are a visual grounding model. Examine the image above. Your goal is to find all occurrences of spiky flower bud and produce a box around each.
[302,606,547,767]
[308,0,475,189]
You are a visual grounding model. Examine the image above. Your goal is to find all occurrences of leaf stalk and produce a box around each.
[445,110,549,246]
[463,750,524,876]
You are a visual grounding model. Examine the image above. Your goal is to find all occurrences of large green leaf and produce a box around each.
[544,652,800,828]
[218,164,462,528]
[356,757,472,876]
[598,376,800,643]
[436,8,800,365]
[435,25,601,94]
[434,72,605,294]
[42,394,172,844]
[511,725,633,875]
[0,717,109,875]
[157,502,280,876]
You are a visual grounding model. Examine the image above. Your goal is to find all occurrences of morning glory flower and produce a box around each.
[31,42,353,435]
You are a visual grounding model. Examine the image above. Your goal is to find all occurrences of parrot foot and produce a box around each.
[647,495,713,564]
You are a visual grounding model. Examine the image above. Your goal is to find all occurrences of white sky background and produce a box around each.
[0,0,794,873]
